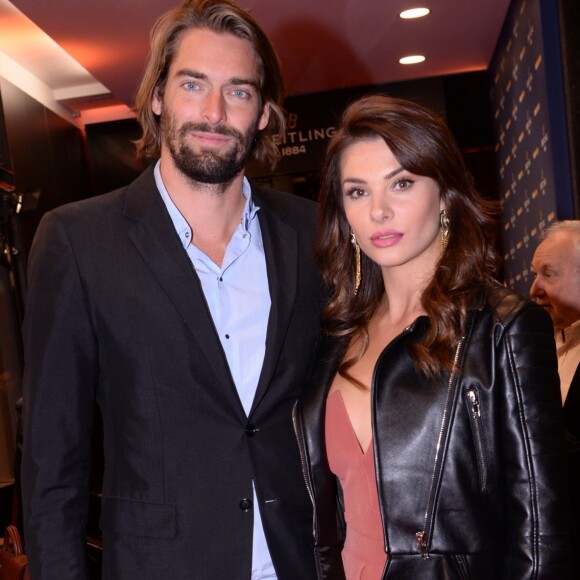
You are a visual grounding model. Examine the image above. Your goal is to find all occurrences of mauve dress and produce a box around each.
[325,391,388,580]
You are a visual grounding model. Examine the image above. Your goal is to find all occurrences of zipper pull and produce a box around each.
[415,530,430,560]
[467,388,480,418]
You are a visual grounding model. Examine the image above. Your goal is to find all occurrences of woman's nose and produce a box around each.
[370,196,391,222]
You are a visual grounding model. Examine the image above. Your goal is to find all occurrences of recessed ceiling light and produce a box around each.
[399,55,426,65]
[400,8,430,19]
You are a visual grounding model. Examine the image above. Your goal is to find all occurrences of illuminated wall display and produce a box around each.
[490,0,572,294]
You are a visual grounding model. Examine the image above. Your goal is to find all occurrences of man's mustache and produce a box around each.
[179,122,243,140]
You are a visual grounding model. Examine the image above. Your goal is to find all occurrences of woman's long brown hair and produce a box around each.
[316,95,500,381]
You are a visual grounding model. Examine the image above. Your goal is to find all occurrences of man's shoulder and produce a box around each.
[49,165,155,222]
[52,187,125,217]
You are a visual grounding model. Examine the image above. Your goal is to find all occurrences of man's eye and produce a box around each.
[231,89,250,99]
[183,81,199,91]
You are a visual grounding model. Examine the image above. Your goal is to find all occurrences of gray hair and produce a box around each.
[541,220,580,259]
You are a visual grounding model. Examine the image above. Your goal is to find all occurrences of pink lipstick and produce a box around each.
[370,230,403,248]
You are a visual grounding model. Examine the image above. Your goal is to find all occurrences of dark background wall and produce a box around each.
[558,0,580,217]
[85,118,148,197]
[0,78,91,256]
[0,78,90,532]
[489,0,575,295]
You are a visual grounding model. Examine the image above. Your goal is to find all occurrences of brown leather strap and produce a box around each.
[3,525,23,557]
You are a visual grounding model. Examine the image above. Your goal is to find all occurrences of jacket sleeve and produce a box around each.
[292,400,346,580]
[497,303,573,578]
[22,210,97,580]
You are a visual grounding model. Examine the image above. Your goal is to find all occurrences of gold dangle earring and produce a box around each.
[350,229,361,295]
[440,209,450,254]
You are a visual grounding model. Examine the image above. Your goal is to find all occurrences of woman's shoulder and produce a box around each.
[481,283,552,334]
[486,284,529,320]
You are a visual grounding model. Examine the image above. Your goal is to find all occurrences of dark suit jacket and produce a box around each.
[564,361,580,556]
[21,165,321,579]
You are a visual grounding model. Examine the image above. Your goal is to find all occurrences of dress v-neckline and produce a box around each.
[329,390,373,456]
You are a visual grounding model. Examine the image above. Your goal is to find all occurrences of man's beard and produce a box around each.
[161,110,259,189]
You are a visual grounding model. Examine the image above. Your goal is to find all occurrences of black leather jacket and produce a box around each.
[293,287,573,579]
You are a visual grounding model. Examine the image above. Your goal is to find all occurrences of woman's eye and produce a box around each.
[393,178,414,191]
[345,187,366,198]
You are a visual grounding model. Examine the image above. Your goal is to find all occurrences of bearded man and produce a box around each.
[21,2,321,579]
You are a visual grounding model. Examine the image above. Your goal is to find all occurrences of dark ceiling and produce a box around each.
[9,0,511,114]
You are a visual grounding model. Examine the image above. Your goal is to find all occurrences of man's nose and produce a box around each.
[530,277,543,299]
[202,90,226,125]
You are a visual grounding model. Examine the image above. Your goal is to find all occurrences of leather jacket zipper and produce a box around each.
[465,386,488,492]
[292,407,326,579]
[292,405,317,530]
[416,338,464,560]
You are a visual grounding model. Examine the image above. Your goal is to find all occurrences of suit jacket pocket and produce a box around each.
[100,497,176,538]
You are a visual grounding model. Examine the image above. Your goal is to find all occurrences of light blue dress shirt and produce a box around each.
[154,162,276,579]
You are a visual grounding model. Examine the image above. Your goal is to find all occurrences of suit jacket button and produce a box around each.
[245,423,257,437]
[239,498,253,512]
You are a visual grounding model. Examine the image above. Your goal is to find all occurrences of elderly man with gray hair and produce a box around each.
[531,219,580,565]
[531,220,580,407]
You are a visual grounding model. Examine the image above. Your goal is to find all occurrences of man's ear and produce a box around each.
[152,88,162,116]
[258,102,270,131]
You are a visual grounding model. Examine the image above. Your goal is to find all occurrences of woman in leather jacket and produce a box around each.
[293,95,572,579]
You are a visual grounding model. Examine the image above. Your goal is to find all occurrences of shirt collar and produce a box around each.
[153,160,260,248]
[558,317,580,347]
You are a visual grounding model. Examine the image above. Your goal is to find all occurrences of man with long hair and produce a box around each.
[21,2,320,578]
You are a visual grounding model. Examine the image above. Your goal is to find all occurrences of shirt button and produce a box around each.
[239,498,252,511]
[245,423,257,437]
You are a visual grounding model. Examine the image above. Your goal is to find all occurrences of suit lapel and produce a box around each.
[564,363,580,440]
[249,189,299,414]
[123,167,242,413]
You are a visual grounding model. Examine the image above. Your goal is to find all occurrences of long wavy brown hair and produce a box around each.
[317,95,500,381]
[133,0,285,168]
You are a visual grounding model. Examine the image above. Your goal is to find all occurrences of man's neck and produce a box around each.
[159,159,248,267]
